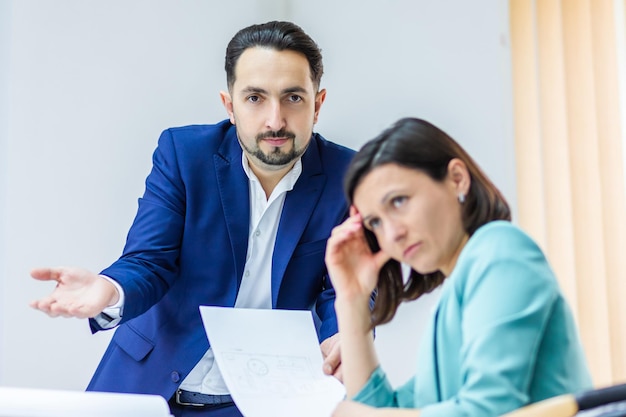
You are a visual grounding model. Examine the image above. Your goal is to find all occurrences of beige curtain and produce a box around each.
[510,0,626,386]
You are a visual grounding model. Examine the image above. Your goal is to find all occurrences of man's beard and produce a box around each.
[240,130,307,167]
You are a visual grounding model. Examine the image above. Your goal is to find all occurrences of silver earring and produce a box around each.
[458,193,466,204]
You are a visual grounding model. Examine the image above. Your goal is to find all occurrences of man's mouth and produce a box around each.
[262,137,291,147]
[257,130,296,146]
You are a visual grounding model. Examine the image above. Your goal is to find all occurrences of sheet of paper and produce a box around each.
[200,306,346,417]
[0,387,172,417]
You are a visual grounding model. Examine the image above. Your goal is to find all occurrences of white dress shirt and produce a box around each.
[98,153,303,395]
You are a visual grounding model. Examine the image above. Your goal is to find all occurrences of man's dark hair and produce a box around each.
[225,21,323,91]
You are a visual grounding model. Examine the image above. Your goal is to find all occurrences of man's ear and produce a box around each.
[313,88,327,125]
[447,158,471,197]
[220,91,235,124]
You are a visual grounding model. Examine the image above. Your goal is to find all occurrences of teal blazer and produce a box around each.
[354,221,592,416]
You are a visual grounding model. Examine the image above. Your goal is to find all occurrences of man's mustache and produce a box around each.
[256,130,296,141]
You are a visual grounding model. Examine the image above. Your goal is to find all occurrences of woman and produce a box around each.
[325,118,591,417]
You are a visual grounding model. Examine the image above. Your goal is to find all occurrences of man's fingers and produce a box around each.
[30,267,60,282]
[323,346,341,375]
[31,293,68,315]
[323,356,340,374]
[323,364,343,379]
[31,296,92,319]
[333,364,343,382]
[320,334,340,356]
[52,301,87,318]
[30,296,58,316]
[30,267,104,319]
[33,294,55,310]
[321,334,342,376]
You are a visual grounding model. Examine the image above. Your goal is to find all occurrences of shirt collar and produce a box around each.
[241,153,303,194]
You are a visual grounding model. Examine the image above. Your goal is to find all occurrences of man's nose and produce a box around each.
[265,102,286,131]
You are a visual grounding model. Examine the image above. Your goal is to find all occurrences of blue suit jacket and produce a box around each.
[87,120,355,399]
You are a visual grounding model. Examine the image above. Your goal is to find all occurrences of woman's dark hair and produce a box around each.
[225,21,323,91]
[345,118,511,328]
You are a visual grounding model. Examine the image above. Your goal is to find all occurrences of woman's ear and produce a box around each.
[447,158,471,198]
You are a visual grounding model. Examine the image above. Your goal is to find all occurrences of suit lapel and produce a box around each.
[271,137,326,307]
[214,126,249,294]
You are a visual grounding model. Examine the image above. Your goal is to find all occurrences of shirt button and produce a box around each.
[170,371,180,383]
[255,230,261,237]
[245,270,250,277]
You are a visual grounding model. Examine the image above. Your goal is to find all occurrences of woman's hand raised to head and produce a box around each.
[325,206,390,303]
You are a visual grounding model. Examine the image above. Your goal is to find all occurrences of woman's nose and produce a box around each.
[384,219,407,243]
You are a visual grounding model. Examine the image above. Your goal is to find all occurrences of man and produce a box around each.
[30,21,353,417]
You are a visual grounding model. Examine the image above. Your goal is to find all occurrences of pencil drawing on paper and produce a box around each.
[220,351,330,398]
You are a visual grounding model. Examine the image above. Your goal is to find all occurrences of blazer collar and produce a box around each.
[214,124,249,295]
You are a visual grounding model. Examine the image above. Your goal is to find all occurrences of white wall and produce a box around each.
[0,0,514,391]
[297,0,515,195]
[0,0,12,385]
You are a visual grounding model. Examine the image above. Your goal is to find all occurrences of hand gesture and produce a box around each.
[325,207,390,301]
[29,267,119,319]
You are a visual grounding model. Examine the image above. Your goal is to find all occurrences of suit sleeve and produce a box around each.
[315,269,340,341]
[92,129,186,327]
[315,279,377,342]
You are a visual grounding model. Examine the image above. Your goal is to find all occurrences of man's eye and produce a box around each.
[288,95,302,103]
[247,95,260,103]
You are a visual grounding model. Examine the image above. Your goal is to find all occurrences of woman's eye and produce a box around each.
[391,196,407,208]
[367,218,381,230]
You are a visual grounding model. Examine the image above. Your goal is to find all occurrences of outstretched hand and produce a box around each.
[29,267,119,319]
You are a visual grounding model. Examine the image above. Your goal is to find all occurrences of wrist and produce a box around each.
[99,275,122,307]
[108,287,120,306]
[335,296,373,334]
[335,293,372,310]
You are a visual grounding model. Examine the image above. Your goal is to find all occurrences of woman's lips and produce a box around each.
[403,242,422,259]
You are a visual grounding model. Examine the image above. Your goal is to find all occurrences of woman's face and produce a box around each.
[353,162,469,276]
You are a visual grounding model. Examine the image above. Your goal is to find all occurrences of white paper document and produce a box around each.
[199,306,346,417]
[0,387,172,417]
